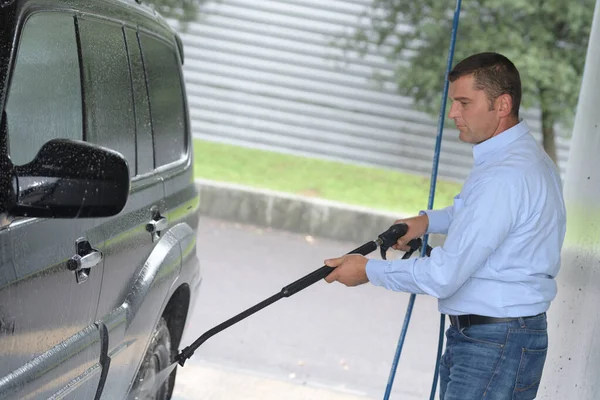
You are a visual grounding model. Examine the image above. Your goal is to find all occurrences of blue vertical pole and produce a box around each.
[382,1,462,399]
[426,2,462,397]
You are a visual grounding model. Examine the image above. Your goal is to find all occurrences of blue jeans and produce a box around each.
[439,313,548,400]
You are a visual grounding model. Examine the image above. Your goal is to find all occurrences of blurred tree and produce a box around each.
[143,0,203,23]
[345,0,594,163]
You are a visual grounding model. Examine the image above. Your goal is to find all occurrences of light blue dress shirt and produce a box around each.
[366,121,566,317]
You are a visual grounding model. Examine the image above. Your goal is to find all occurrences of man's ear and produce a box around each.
[496,94,513,117]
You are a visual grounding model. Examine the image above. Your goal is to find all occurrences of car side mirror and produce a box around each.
[8,139,130,218]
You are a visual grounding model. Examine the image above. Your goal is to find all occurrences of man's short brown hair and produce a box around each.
[449,52,521,118]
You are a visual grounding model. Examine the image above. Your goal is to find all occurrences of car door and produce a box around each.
[76,18,170,398]
[139,30,193,232]
[0,12,105,400]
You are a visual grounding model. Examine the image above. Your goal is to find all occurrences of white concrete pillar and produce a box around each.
[538,1,600,398]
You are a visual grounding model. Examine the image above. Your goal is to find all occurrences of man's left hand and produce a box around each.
[323,254,369,287]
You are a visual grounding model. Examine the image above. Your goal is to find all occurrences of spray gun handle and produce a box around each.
[378,223,408,247]
[378,223,413,260]
[377,223,434,260]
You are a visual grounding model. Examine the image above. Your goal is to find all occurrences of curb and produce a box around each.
[195,179,445,247]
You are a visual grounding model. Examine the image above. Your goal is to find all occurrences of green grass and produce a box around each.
[193,139,462,215]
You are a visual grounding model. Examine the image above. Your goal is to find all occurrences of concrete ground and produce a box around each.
[174,361,376,400]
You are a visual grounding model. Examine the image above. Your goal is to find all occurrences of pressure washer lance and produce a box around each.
[174,222,433,367]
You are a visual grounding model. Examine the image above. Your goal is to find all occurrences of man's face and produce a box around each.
[448,75,501,144]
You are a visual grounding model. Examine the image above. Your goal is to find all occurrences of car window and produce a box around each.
[4,13,82,166]
[124,28,154,176]
[78,18,136,177]
[139,32,187,167]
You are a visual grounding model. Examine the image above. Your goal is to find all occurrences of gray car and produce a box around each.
[0,1,201,399]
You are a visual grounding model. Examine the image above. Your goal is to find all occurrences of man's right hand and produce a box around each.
[392,214,429,252]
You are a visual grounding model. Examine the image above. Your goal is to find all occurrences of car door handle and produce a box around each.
[146,216,168,234]
[68,238,103,284]
[68,250,102,271]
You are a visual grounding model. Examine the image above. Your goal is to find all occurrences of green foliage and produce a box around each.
[347,0,594,134]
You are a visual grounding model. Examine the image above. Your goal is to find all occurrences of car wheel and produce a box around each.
[130,317,175,400]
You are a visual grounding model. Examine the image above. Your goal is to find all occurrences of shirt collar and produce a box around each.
[472,120,529,165]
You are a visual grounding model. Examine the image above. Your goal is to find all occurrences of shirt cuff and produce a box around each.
[419,209,450,234]
[366,258,423,293]
[366,259,390,287]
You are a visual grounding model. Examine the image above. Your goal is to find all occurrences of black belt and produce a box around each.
[448,313,544,330]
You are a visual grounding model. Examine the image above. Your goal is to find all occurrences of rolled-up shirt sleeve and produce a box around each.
[366,178,516,299]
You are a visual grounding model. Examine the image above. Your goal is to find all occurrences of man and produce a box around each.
[323,52,566,400]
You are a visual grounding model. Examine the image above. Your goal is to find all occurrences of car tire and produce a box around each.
[130,317,176,400]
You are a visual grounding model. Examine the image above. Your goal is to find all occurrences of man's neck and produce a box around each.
[491,117,520,138]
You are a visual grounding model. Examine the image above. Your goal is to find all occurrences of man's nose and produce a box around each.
[448,102,459,119]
